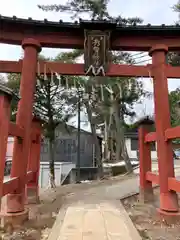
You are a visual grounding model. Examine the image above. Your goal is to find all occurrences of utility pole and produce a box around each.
[76,89,81,183]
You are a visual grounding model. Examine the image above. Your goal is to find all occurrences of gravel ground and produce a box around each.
[122,188,180,240]
[0,173,137,239]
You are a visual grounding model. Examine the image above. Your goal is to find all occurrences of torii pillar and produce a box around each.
[26,116,42,204]
[138,118,154,203]
[149,44,179,217]
[5,39,41,224]
[0,85,14,211]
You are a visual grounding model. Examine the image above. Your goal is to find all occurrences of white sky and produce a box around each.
[0,0,179,127]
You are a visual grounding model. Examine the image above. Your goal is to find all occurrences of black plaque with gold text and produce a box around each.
[84,30,110,76]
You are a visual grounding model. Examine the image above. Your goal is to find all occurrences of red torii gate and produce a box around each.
[0,16,180,224]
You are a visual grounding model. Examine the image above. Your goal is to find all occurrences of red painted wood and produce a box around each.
[2,171,35,197]
[8,122,24,138]
[145,126,180,143]
[7,39,41,214]
[1,60,180,79]
[31,131,40,142]
[165,126,180,140]
[166,65,180,79]
[113,37,180,51]
[26,171,35,183]
[3,177,19,196]
[45,62,150,77]
[0,30,84,50]
[146,172,159,184]
[2,26,180,51]
[1,18,180,219]
[168,177,180,192]
[143,126,180,143]
[26,119,42,204]
[145,132,157,142]
[27,119,42,186]
[139,126,153,191]
[8,122,39,142]
[150,44,179,212]
[0,60,150,77]
[0,95,11,202]
[0,61,22,73]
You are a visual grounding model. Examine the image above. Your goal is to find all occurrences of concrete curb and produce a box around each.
[47,203,69,240]
[120,184,159,200]
[113,200,142,240]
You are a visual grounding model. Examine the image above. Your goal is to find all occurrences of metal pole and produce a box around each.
[76,89,81,183]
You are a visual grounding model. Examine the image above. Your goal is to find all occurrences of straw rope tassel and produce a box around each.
[92,84,95,100]
[92,84,95,94]
[37,61,40,76]
[101,85,104,102]
[66,77,69,89]
[51,70,54,85]
[37,78,41,87]
[74,78,76,90]
[55,72,61,86]
[59,76,61,87]
[44,63,48,81]
[36,61,41,87]
[148,69,153,82]
[110,85,113,113]
[101,85,106,146]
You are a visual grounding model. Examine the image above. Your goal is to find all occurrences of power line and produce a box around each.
[130,52,146,57]
[132,54,149,61]
[134,58,152,65]
[127,52,151,65]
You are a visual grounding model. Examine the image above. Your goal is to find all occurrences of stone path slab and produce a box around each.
[47,163,180,240]
[49,200,141,240]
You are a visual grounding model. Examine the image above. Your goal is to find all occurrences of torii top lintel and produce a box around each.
[1,16,180,51]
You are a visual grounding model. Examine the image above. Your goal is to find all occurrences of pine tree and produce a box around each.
[168,1,180,66]
[6,54,80,187]
[38,0,142,24]
[38,0,145,174]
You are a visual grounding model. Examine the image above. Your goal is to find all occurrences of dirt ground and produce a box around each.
[122,187,180,240]
[0,174,136,240]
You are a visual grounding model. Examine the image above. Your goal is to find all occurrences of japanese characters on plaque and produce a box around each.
[84,30,110,76]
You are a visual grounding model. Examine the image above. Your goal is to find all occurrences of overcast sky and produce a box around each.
[0,0,178,60]
[0,0,179,126]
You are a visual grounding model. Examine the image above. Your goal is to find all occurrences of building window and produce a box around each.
[150,142,156,151]
[131,139,138,151]
[131,139,156,151]
[41,144,48,154]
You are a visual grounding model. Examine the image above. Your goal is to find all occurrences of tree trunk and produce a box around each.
[109,133,115,162]
[46,79,56,188]
[84,101,103,179]
[48,137,56,188]
[113,101,133,173]
[103,120,109,161]
[104,109,114,162]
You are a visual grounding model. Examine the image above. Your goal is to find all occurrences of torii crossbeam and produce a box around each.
[1,60,180,78]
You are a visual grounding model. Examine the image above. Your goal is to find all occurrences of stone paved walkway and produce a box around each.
[56,201,141,240]
[48,176,142,240]
[47,162,180,240]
